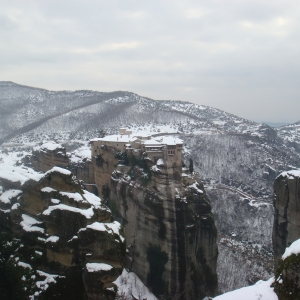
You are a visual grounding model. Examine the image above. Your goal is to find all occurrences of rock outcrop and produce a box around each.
[273,170,300,269]
[27,141,97,195]
[0,166,125,299]
[273,243,300,300]
[13,138,218,298]
[271,170,300,300]
[30,141,69,172]
[94,144,218,299]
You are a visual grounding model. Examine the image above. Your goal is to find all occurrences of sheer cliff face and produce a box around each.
[273,170,300,269]
[95,146,218,299]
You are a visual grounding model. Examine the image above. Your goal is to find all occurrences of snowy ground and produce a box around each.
[114,269,157,300]
[214,278,278,300]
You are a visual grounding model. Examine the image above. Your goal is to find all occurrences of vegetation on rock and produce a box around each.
[146,244,168,296]
[273,254,300,300]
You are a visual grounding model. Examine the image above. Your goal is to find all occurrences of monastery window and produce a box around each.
[168,145,176,150]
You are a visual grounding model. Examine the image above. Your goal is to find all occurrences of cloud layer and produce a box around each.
[1,0,299,123]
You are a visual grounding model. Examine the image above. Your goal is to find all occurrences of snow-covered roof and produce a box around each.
[144,139,162,146]
[135,134,151,138]
[90,135,138,143]
[158,136,183,146]
[90,132,183,148]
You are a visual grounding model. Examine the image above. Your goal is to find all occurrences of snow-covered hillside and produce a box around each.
[1,82,300,294]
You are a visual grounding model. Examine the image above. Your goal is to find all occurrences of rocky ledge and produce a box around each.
[0,166,125,299]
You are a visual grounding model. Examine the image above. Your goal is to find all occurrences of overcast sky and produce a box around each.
[1,0,299,123]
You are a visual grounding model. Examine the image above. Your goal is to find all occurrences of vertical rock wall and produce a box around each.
[273,170,300,269]
[96,147,218,299]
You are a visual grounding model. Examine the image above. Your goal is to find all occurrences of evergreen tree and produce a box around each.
[189,158,194,174]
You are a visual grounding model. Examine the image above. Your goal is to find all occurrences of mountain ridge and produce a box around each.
[0,81,258,145]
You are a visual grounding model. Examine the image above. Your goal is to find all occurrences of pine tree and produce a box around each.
[189,158,194,174]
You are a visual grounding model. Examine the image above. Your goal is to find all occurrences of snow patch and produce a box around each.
[20,214,44,233]
[278,169,300,179]
[42,204,94,219]
[83,190,105,210]
[213,277,277,300]
[114,269,157,300]
[157,158,164,166]
[41,187,56,193]
[0,189,22,204]
[35,270,65,293]
[282,238,300,260]
[33,141,64,152]
[18,261,32,269]
[69,145,91,163]
[45,166,71,176]
[188,182,203,194]
[151,165,161,172]
[11,203,20,210]
[51,198,60,204]
[60,191,85,202]
[0,164,43,185]
[46,236,59,243]
[86,221,124,242]
[86,263,113,272]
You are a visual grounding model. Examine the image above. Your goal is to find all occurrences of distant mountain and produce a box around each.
[0,81,258,144]
[262,122,289,127]
[277,121,300,152]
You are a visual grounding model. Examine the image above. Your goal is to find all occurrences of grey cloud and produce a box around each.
[1,0,300,123]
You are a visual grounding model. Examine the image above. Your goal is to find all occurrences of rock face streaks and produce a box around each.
[273,170,300,269]
[272,170,300,300]
[17,139,218,298]
[94,144,218,299]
